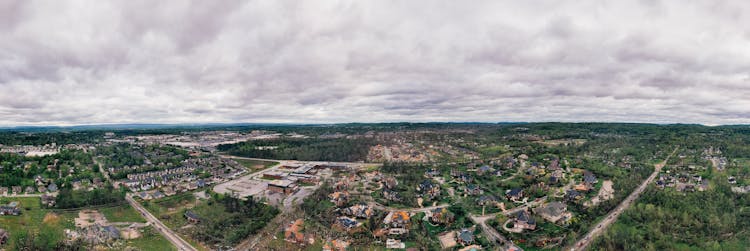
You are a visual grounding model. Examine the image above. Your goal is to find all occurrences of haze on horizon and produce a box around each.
[1,1,749,126]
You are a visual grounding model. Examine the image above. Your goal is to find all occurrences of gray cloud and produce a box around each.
[1,0,750,126]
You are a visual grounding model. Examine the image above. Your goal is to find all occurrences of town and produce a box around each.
[2,123,749,251]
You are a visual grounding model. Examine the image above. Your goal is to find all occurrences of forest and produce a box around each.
[217,137,376,162]
[592,182,750,250]
[189,193,279,246]
[53,183,127,209]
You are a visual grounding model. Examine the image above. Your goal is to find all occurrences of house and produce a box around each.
[583,171,598,184]
[37,185,47,193]
[425,168,441,178]
[477,165,493,175]
[386,238,406,249]
[196,179,207,188]
[458,173,474,183]
[184,211,201,224]
[0,202,21,216]
[72,180,83,190]
[574,179,593,192]
[162,186,176,196]
[383,176,398,190]
[268,180,299,195]
[41,194,56,207]
[417,180,441,199]
[390,211,411,228]
[514,210,536,230]
[322,239,350,251]
[534,202,572,224]
[476,195,497,206]
[284,219,306,244]
[565,190,583,202]
[47,183,58,193]
[328,191,350,207]
[457,229,474,245]
[152,191,165,199]
[506,188,524,201]
[0,187,7,195]
[464,184,483,196]
[101,225,120,240]
[0,228,8,245]
[429,208,455,225]
[11,186,21,195]
[334,216,361,231]
[24,186,35,194]
[383,189,401,202]
[424,168,440,178]
[342,204,374,219]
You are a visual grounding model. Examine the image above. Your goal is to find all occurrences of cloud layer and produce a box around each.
[1,1,750,126]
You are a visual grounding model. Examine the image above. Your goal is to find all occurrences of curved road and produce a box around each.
[566,146,678,251]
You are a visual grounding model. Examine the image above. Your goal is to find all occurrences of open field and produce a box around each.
[119,226,177,251]
[233,158,279,173]
[0,197,175,250]
[99,204,148,223]
[0,197,71,250]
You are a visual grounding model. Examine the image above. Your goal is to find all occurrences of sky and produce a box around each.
[1,1,750,126]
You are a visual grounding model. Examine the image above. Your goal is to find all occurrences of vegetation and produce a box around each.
[53,184,127,209]
[592,183,750,250]
[218,138,376,162]
[0,197,70,250]
[188,194,279,247]
[233,158,279,173]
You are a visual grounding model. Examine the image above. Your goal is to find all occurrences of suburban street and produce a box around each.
[97,155,197,251]
[566,147,679,251]
[125,194,198,251]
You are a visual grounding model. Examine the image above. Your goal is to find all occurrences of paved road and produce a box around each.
[369,202,450,213]
[98,156,196,251]
[0,193,46,198]
[469,213,509,245]
[126,194,198,251]
[566,146,679,251]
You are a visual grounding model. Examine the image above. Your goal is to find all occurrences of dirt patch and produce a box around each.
[587,180,614,207]
[120,228,142,239]
[75,210,108,228]
[438,231,457,249]
[43,212,60,225]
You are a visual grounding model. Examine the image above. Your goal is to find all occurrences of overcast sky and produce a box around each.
[1,1,749,126]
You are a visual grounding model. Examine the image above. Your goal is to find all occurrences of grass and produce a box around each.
[0,197,70,250]
[0,197,179,250]
[141,193,213,251]
[234,158,279,173]
[142,193,197,222]
[99,204,147,223]
[119,226,177,251]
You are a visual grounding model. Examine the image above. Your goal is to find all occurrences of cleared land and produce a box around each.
[233,158,279,173]
[0,197,173,250]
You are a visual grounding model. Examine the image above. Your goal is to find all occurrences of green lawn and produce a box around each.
[119,226,176,251]
[99,204,147,223]
[143,193,196,214]
[0,197,69,250]
[0,197,178,250]
[140,193,211,250]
